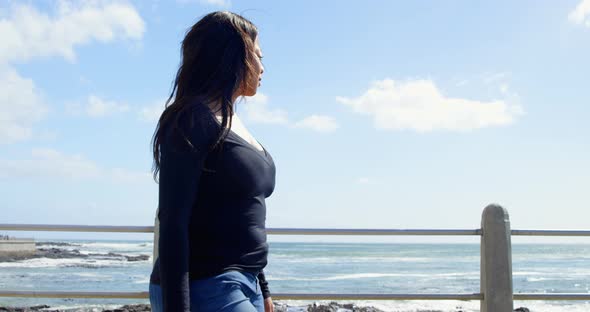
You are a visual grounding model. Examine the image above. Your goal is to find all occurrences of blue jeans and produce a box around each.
[149,270,264,312]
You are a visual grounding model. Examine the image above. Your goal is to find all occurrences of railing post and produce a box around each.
[481,204,514,312]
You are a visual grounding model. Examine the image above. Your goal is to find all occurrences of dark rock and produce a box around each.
[38,248,85,259]
[514,308,530,312]
[125,255,150,262]
[1,302,389,312]
[35,242,81,247]
[0,305,57,312]
[63,264,103,269]
[0,253,33,262]
[272,301,290,312]
[103,304,151,312]
[305,301,385,312]
[1,247,149,263]
[0,304,151,312]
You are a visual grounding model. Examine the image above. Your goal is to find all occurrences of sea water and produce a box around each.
[1,240,589,311]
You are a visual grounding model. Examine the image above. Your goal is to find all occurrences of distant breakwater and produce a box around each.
[0,237,35,256]
[0,241,149,263]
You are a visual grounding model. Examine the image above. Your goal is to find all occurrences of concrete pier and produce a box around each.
[0,235,36,255]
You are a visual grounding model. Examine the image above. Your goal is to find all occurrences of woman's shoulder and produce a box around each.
[163,100,220,152]
[184,100,219,135]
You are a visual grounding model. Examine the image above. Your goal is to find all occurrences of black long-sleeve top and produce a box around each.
[149,102,276,311]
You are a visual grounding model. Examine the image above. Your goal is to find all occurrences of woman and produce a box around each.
[148,11,275,312]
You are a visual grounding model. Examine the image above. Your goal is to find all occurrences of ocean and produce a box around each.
[1,240,589,311]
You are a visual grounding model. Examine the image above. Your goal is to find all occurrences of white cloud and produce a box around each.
[0,66,48,144]
[336,79,524,132]
[242,93,289,124]
[0,1,145,144]
[66,95,129,118]
[242,93,339,133]
[569,0,590,26]
[294,115,339,133]
[358,177,370,184]
[0,148,150,184]
[0,1,145,64]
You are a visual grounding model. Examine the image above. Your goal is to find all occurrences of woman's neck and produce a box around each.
[207,94,239,117]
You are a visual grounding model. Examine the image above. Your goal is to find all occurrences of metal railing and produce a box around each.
[1,204,590,311]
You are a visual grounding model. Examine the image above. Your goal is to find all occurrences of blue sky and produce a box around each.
[1,0,589,242]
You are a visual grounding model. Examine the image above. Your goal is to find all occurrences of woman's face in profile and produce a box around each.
[242,37,264,97]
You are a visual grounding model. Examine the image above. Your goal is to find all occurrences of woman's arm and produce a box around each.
[258,270,271,299]
[158,119,213,312]
[258,270,274,312]
[152,207,159,265]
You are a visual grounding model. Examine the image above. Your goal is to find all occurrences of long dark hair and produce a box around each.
[151,11,259,182]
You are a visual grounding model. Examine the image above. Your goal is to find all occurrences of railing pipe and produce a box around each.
[0,291,482,301]
[0,224,479,236]
[511,229,590,236]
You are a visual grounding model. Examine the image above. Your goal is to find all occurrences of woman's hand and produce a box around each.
[264,297,274,312]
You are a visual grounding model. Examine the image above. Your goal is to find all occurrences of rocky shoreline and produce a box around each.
[0,302,374,312]
[0,303,532,312]
[1,302,381,312]
[0,242,149,263]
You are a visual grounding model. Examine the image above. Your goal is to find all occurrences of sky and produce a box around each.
[1,0,589,243]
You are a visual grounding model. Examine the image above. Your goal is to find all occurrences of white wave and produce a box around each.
[278,299,590,312]
[280,299,481,312]
[6,272,113,280]
[72,272,115,280]
[0,257,127,269]
[515,271,590,277]
[35,243,151,260]
[81,242,151,248]
[270,256,432,263]
[37,245,81,250]
[513,271,547,276]
[526,277,550,282]
[42,304,123,312]
[269,271,480,281]
[515,253,590,260]
[37,241,152,257]
[310,273,408,280]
